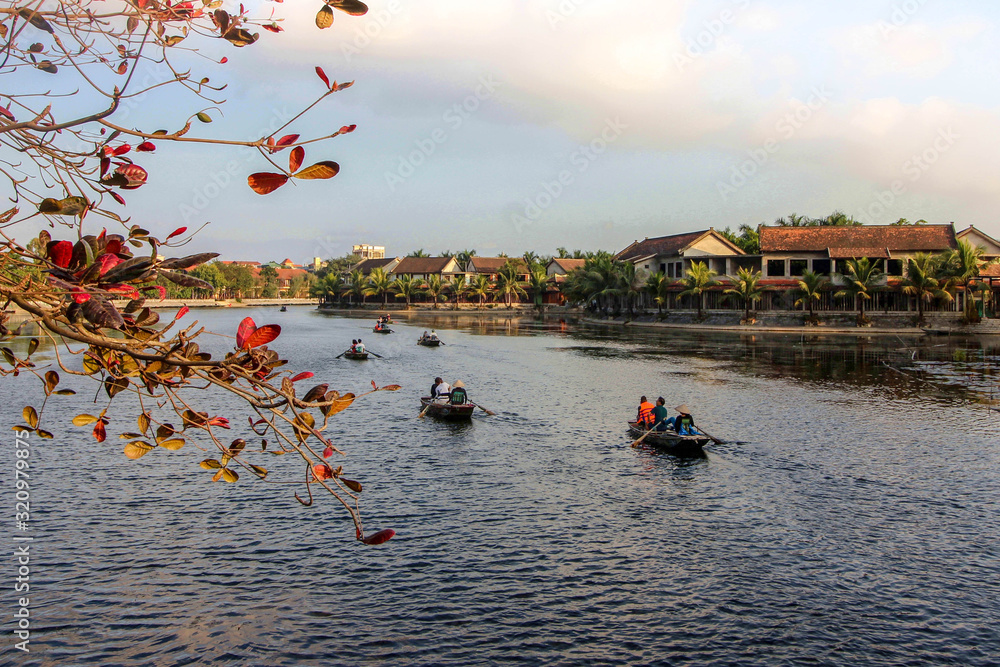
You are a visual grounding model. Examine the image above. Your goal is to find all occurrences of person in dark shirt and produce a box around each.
[651,397,674,432]
[674,404,697,435]
[449,380,468,405]
[430,376,443,397]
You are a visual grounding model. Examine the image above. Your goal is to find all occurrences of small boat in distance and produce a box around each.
[418,332,442,346]
[627,421,707,457]
[372,326,393,334]
[419,397,475,421]
[280,305,287,312]
[343,350,369,360]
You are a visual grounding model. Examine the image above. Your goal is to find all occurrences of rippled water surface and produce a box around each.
[3,307,1000,666]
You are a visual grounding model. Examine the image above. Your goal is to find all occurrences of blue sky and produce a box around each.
[59,0,1000,262]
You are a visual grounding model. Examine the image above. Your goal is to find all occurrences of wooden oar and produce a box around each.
[417,404,432,419]
[366,349,384,359]
[630,425,657,448]
[695,428,726,445]
[335,350,349,359]
[471,402,496,416]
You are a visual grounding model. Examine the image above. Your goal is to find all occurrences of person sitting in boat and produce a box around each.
[350,339,358,353]
[636,396,655,429]
[429,330,439,341]
[651,397,674,432]
[375,321,384,331]
[432,378,451,402]
[449,380,468,405]
[421,330,430,341]
[355,338,365,353]
[674,404,697,436]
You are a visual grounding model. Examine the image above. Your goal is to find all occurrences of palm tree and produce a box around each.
[522,251,539,272]
[310,272,344,306]
[834,257,882,325]
[901,253,951,324]
[942,239,986,320]
[794,269,828,320]
[496,260,527,308]
[556,247,570,259]
[407,249,430,258]
[526,267,550,313]
[677,261,720,320]
[725,267,763,323]
[456,249,476,272]
[364,267,393,306]
[391,274,424,308]
[425,274,445,308]
[615,261,640,315]
[644,271,668,314]
[467,274,493,307]
[345,269,366,305]
[447,274,466,309]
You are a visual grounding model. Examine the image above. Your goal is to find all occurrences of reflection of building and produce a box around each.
[353,244,385,260]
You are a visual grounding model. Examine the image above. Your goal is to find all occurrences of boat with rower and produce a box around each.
[372,326,393,334]
[419,397,475,421]
[417,336,442,347]
[627,421,708,457]
[343,350,369,360]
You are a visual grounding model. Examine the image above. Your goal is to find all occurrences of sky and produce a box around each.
[34,0,1000,262]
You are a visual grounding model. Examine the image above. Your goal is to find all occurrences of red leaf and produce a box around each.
[339,124,357,134]
[100,156,111,176]
[313,463,333,480]
[247,172,289,195]
[220,56,228,64]
[175,305,189,320]
[73,290,91,304]
[262,22,282,33]
[273,134,299,150]
[315,66,330,88]
[48,240,72,268]
[289,146,304,173]
[115,164,147,189]
[136,141,156,152]
[112,144,131,156]
[371,380,377,390]
[110,191,126,206]
[290,371,314,382]
[96,253,122,275]
[0,106,15,121]
[236,317,256,349]
[322,446,333,458]
[93,420,107,443]
[361,529,395,546]
[105,238,122,255]
[245,324,280,349]
[143,285,167,299]
[166,226,187,241]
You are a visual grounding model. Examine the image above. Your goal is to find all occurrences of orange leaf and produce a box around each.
[292,161,339,180]
[244,324,280,349]
[313,463,334,480]
[248,172,288,195]
[273,134,299,150]
[289,146,305,174]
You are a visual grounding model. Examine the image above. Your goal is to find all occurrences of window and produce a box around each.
[660,263,666,275]
[676,262,683,277]
[812,259,831,275]
[887,259,903,276]
[767,259,785,277]
[667,263,674,278]
[790,260,808,277]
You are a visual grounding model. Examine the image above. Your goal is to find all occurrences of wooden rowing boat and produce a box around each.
[343,351,369,360]
[627,421,707,457]
[417,337,442,347]
[420,397,475,421]
[372,327,393,334]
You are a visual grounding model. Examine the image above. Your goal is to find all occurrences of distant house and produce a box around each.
[353,244,385,260]
[545,258,586,277]
[351,257,400,276]
[390,256,462,281]
[957,225,1000,262]
[758,224,958,280]
[616,229,747,280]
[274,268,309,297]
[466,257,529,281]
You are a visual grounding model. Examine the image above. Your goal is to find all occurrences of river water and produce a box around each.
[3,307,999,666]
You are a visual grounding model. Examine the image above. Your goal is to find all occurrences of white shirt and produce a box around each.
[433,381,450,399]
[356,341,366,352]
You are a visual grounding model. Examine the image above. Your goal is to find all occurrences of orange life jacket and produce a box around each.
[638,401,654,424]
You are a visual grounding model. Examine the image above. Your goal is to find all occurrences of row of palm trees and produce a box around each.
[558,240,988,324]
[311,261,553,309]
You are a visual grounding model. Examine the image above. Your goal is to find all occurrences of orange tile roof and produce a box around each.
[759,224,957,253]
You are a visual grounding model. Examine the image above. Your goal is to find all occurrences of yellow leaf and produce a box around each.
[200,459,222,469]
[123,441,154,460]
[249,465,268,478]
[212,468,224,482]
[326,393,355,417]
[73,413,99,426]
[22,406,38,429]
[158,438,185,451]
[315,5,334,28]
[35,429,53,439]
[292,161,340,180]
[222,468,239,483]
